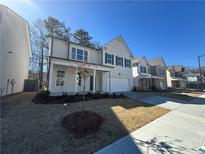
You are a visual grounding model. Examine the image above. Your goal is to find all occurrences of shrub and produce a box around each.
[62,111,104,137]
[86,92,93,97]
[132,86,137,92]
[112,92,116,98]
[119,93,124,97]
[103,92,109,98]
[75,93,79,96]
[36,90,50,98]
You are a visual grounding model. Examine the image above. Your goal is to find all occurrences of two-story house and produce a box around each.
[148,57,167,90]
[48,35,133,95]
[132,56,151,91]
[166,65,187,89]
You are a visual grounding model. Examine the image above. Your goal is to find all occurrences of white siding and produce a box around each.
[69,43,102,65]
[52,38,69,59]
[0,5,31,96]
[102,36,133,91]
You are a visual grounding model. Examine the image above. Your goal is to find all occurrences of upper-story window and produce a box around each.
[71,47,88,61]
[116,56,123,66]
[105,53,114,65]
[125,58,131,68]
[71,48,76,59]
[159,68,165,75]
[140,66,147,73]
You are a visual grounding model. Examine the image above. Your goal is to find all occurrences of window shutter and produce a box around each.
[121,57,123,66]
[116,56,118,65]
[105,53,107,64]
[112,55,114,65]
[125,58,127,67]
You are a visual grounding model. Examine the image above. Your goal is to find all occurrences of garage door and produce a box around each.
[111,78,129,92]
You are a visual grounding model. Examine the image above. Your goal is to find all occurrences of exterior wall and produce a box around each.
[166,70,173,88]
[50,64,104,94]
[52,38,69,59]
[51,38,102,65]
[0,5,31,96]
[69,43,102,65]
[102,37,133,91]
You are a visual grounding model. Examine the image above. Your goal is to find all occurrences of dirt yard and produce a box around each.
[1,92,169,154]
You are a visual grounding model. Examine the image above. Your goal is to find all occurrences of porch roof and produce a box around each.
[50,56,112,71]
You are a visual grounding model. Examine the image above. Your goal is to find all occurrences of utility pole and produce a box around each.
[198,54,205,91]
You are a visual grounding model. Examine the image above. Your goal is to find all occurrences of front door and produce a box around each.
[90,75,93,91]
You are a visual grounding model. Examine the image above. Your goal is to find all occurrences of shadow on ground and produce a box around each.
[0,92,198,154]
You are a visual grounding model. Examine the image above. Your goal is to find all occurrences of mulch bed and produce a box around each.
[62,111,104,137]
[32,93,126,104]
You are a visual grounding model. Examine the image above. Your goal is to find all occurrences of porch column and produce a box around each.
[109,71,111,93]
[48,63,53,91]
[93,69,96,93]
[74,67,77,93]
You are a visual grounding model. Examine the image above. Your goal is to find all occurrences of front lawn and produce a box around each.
[2,93,170,154]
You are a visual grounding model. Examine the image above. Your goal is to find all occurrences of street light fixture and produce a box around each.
[198,54,205,91]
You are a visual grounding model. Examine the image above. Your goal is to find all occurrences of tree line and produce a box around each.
[30,16,101,88]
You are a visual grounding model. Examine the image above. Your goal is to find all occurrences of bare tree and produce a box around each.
[30,19,48,89]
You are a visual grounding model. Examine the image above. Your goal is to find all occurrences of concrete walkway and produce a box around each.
[95,93,205,154]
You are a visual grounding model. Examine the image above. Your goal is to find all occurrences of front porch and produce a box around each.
[48,58,112,95]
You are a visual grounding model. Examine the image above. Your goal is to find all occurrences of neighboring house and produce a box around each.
[185,73,205,89]
[0,5,31,96]
[132,56,151,91]
[48,35,133,95]
[166,65,187,89]
[148,57,167,90]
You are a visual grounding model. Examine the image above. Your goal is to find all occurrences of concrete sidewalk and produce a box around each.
[95,93,205,154]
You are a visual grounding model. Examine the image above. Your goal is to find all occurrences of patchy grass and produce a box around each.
[2,93,170,154]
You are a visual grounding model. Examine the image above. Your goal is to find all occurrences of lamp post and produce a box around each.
[198,54,205,91]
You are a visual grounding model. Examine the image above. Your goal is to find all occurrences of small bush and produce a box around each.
[86,92,93,97]
[132,86,137,92]
[103,92,109,98]
[75,93,79,96]
[36,90,50,98]
[120,93,124,97]
[112,92,116,96]
[62,111,104,137]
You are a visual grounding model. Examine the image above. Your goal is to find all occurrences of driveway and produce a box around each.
[95,92,205,154]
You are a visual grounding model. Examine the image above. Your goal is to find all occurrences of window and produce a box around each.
[71,48,88,61]
[71,48,76,59]
[84,51,88,61]
[140,66,147,73]
[77,49,83,60]
[116,56,123,66]
[105,53,114,65]
[56,71,65,86]
[77,73,81,86]
[159,68,165,75]
[125,58,131,68]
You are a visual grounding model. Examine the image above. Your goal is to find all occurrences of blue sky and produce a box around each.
[1,0,205,67]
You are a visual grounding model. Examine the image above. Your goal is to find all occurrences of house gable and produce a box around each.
[103,35,133,58]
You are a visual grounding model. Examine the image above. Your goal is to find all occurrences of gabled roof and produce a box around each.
[173,65,184,72]
[167,64,185,72]
[148,57,167,68]
[103,35,134,57]
[132,56,149,65]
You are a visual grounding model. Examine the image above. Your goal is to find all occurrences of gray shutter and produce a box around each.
[105,53,107,64]
[112,55,114,65]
